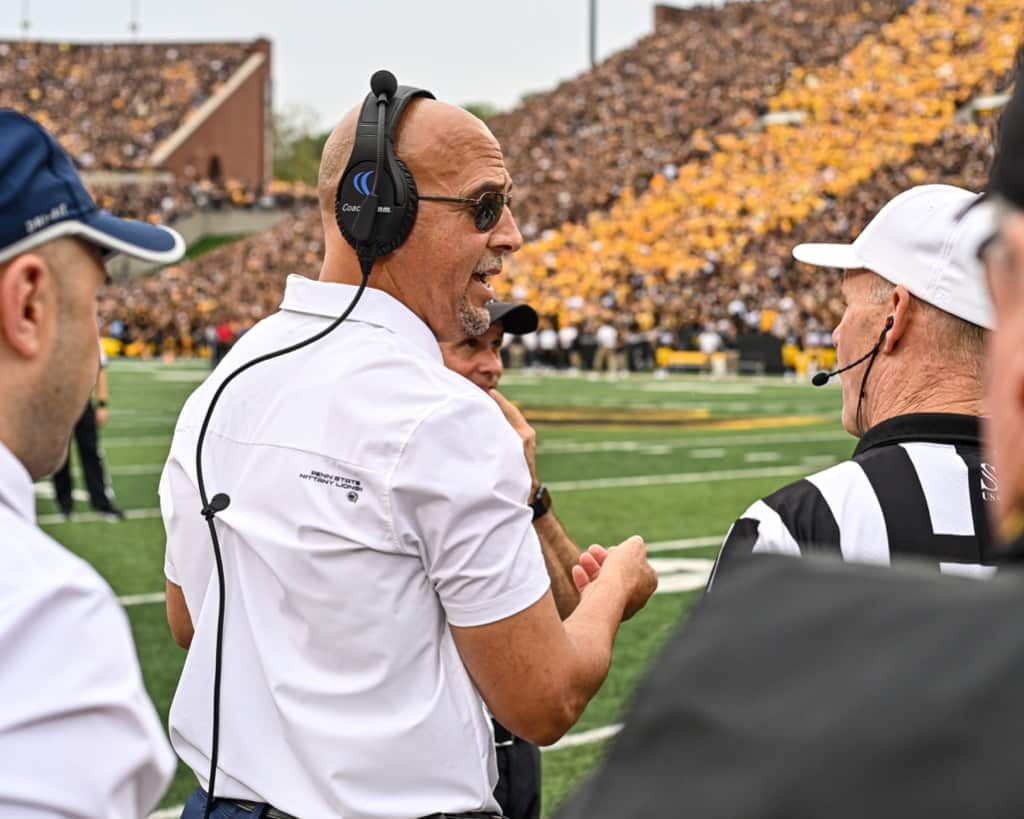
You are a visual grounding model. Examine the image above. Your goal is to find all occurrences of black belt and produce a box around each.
[226,799,298,819]
[491,718,515,748]
[419,814,505,818]
[224,797,502,819]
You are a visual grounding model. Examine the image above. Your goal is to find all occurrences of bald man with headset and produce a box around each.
[160,74,656,819]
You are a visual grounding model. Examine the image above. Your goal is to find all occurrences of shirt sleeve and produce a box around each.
[159,445,215,628]
[390,396,551,628]
[706,499,802,591]
[0,570,175,817]
[159,459,181,585]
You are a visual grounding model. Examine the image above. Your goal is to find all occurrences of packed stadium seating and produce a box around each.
[100,206,323,357]
[489,0,910,239]
[0,40,251,169]
[497,0,1021,360]
[95,0,1021,367]
[87,177,317,225]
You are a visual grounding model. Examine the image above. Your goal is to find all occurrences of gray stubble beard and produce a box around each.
[458,294,491,337]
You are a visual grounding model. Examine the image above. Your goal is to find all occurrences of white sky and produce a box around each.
[3,0,732,129]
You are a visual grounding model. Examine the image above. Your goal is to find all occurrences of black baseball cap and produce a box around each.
[0,109,186,265]
[486,301,538,334]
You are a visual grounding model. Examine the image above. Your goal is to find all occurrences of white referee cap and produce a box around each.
[793,185,994,330]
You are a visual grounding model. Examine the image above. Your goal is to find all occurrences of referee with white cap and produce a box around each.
[0,110,184,815]
[710,184,998,583]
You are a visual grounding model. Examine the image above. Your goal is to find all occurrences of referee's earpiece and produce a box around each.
[811,315,896,387]
[335,70,435,267]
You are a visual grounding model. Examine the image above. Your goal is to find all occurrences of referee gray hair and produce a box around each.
[868,274,986,377]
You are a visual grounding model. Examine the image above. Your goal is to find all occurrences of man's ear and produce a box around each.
[881,284,912,354]
[0,252,53,359]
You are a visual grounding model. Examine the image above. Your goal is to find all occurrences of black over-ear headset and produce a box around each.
[194,70,432,819]
[336,70,435,264]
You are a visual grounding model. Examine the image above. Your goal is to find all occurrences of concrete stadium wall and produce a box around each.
[106,207,289,280]
[157,38,273,187]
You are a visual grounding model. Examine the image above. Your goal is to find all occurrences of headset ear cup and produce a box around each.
[335,173,360,250]
[374,158,418,257]
[334,159,418,260]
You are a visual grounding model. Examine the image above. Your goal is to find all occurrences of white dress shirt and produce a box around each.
[0,442,174,817]
[161,275,550,819]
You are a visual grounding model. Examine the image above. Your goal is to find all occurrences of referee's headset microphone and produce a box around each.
[812,314,895,433]
[193,70,435,819]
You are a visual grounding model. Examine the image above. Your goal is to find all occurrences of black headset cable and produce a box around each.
[196,261,371,819]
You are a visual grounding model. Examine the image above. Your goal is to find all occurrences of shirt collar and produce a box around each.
[854,413,982,457]
[0,441,36,524]
[279,275,442,364]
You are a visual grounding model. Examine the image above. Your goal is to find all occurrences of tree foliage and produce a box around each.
[274,104,329,184]
[463,101,502,123]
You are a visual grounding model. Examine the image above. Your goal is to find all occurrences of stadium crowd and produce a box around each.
[99,206,324,358]
[94,0,1020,374]
[99,123,995,371]
[497,0,1020,360]
[86,177,317,226]
[0,39,251,169]
[489,0,910,239]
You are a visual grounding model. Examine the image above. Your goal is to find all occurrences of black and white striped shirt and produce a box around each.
[711,414,998,584]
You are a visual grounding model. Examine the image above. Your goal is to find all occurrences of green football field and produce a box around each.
[39,361,848,816]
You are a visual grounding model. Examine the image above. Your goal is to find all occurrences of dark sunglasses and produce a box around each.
[419,190,511,232]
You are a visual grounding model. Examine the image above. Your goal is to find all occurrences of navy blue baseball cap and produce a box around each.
[0,109,185,265]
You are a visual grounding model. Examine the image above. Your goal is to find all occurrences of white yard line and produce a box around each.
[119,542,720,609]
[119,592,167,606]
[547,462,824,492]
[543,723,624,752]
[102,420,846,455]
[538,428,850,454]
[36,460,833,513]
[744,451,781,463]
[37,507,162,526]
[646,535,722,552]
[104,436,173,448]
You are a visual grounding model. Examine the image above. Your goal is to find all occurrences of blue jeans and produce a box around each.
[181,788,269,819]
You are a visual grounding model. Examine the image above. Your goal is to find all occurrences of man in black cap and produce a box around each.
[0,109,184,815]
[441,300,586,819]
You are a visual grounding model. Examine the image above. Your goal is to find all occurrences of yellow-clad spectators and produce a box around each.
[489,0,907,238]
[498,0,1021,344]
[98,0,1018,369]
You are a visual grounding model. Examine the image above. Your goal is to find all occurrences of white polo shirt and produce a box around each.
[0,442,174,816]
[161,275,550,819]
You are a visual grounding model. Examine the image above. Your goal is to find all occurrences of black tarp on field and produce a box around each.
[556,551,1024,819]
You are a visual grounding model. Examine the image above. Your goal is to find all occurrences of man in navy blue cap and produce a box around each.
[0,109,184,816]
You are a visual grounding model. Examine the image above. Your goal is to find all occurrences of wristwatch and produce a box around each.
[530,485,552,521]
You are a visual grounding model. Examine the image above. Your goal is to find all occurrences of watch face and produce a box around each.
[531,486,551,520]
